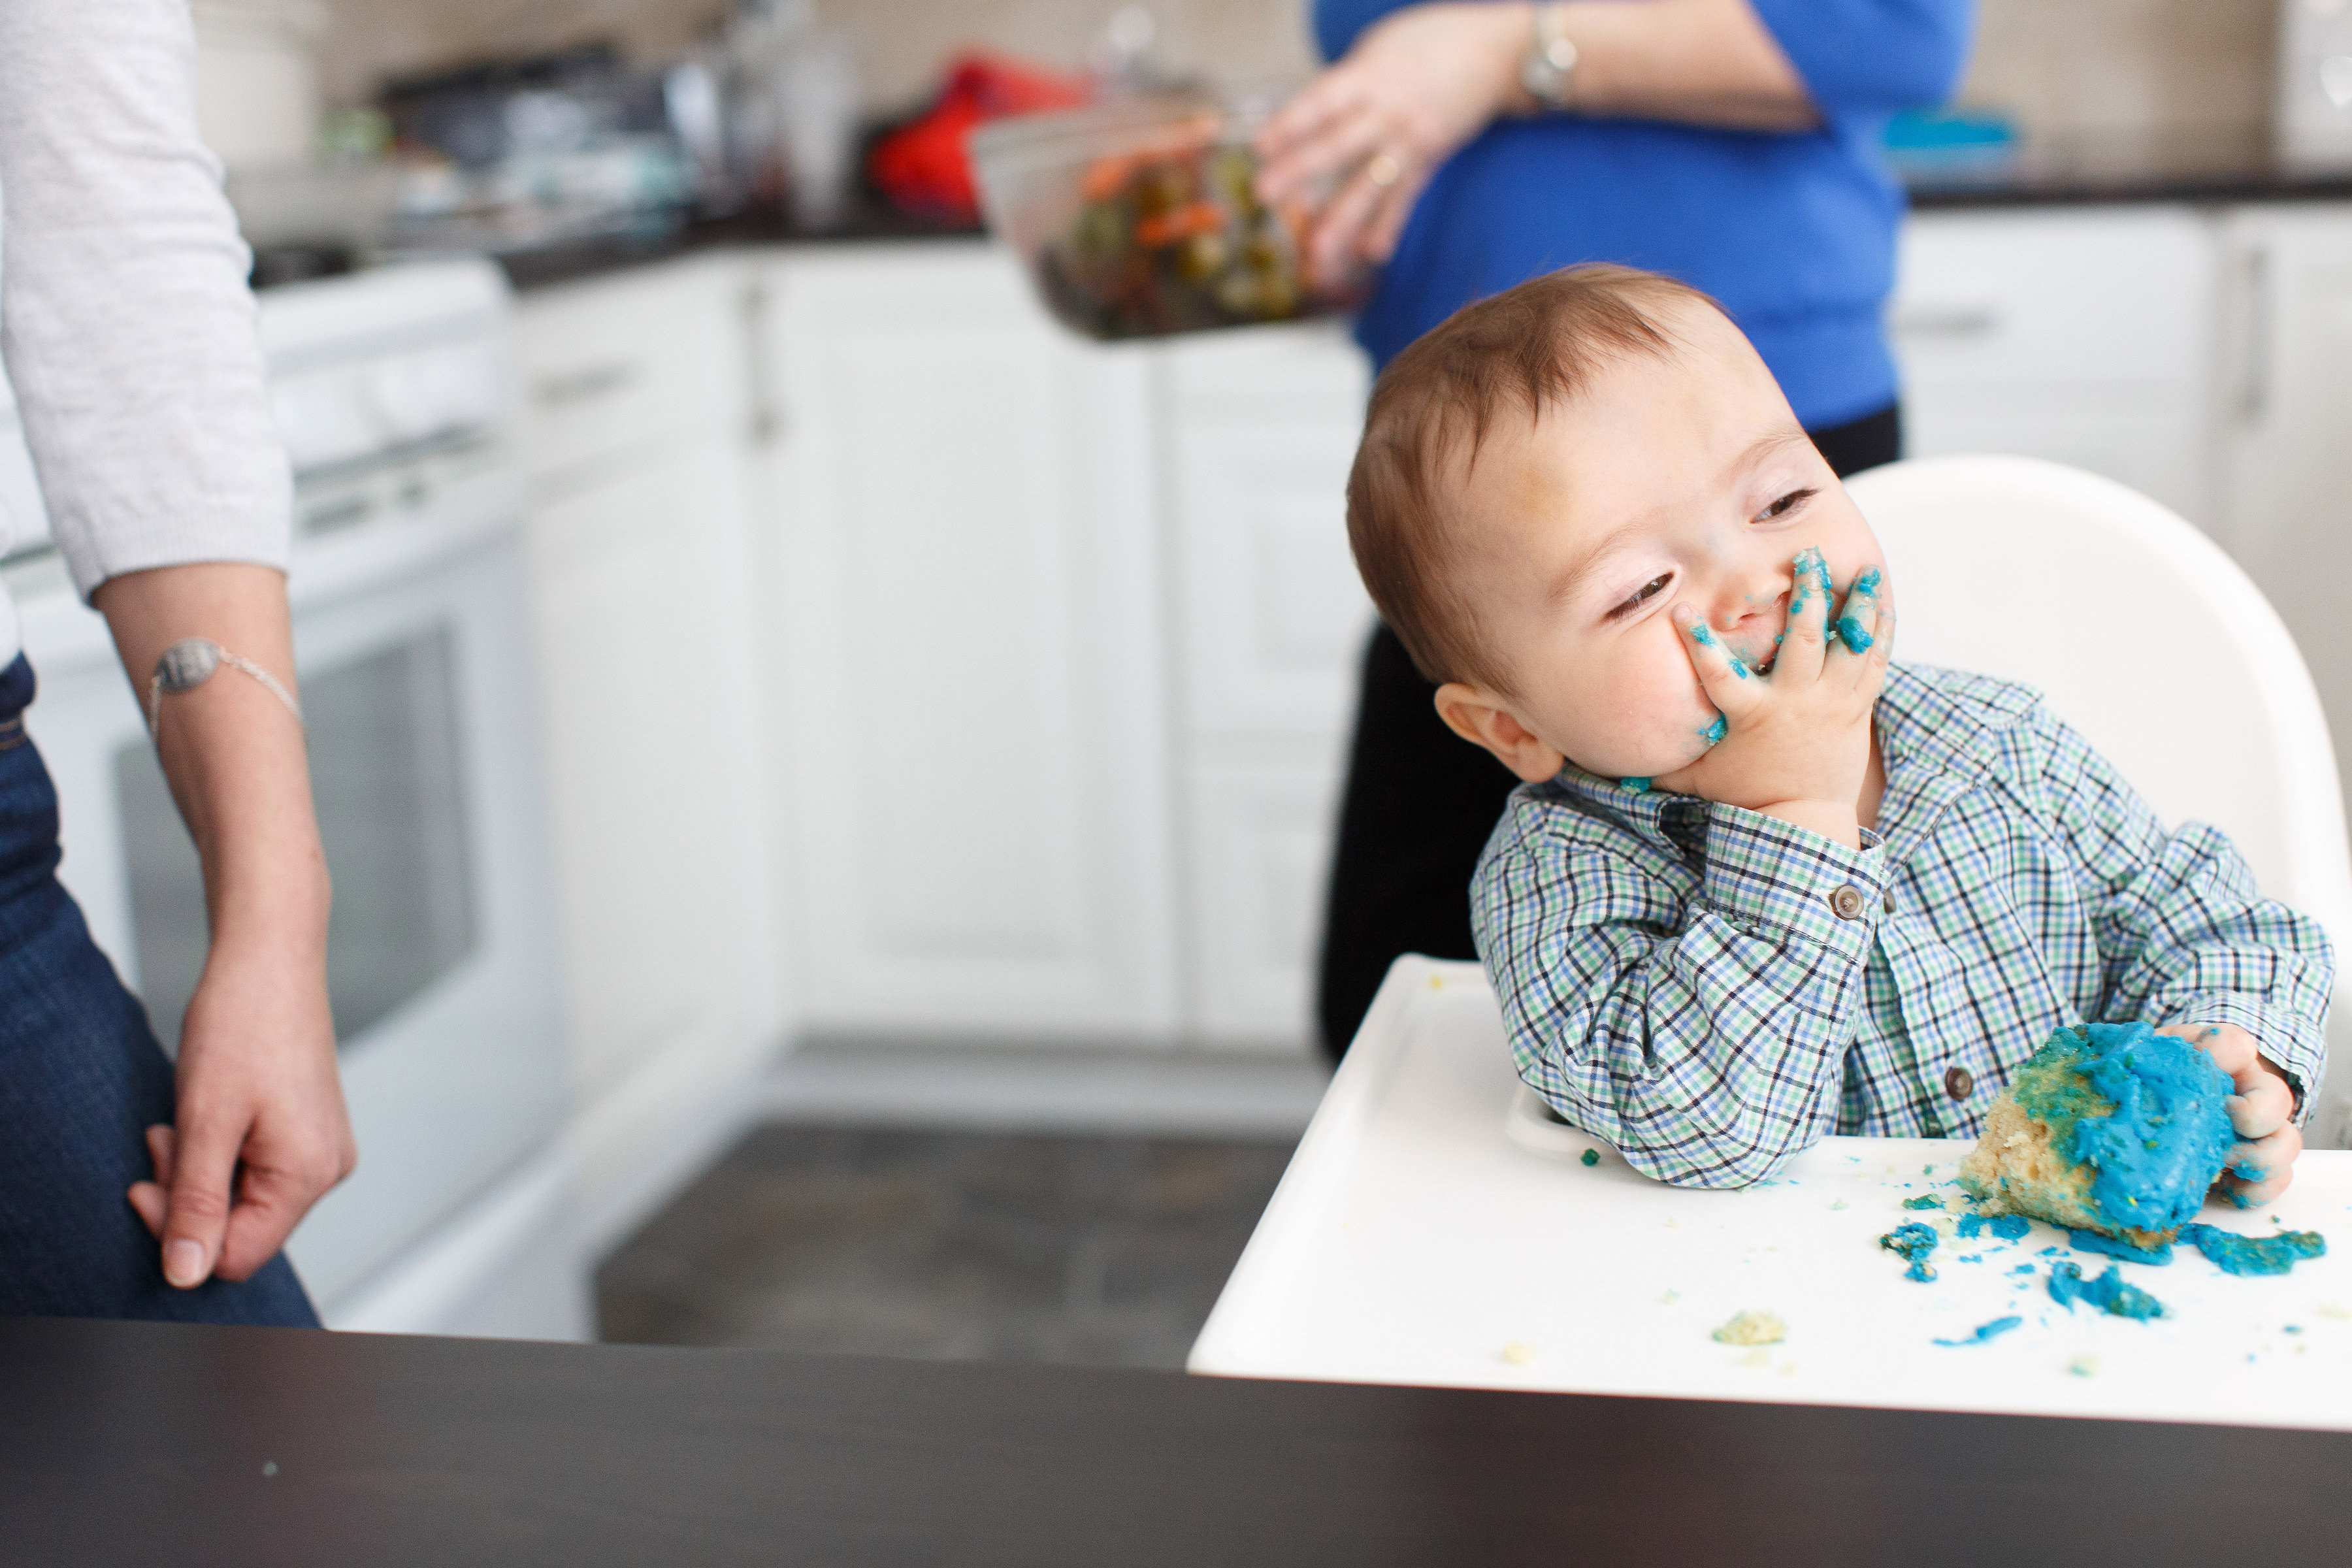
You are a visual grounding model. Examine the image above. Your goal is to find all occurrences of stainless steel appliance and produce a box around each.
[2278,0,2352,169]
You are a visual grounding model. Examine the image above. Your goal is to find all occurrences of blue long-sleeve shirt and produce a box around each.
[1315,0,1975,425]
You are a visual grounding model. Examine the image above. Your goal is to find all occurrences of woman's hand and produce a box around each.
[2156,1022,2302,1205]
[1253,3,1531,281]
[126,941,353,1286]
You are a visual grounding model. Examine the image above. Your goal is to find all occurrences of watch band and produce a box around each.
[1520,3,1581,110]
[146,636,305,740]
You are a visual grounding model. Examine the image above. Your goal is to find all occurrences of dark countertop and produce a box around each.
[492,204,985,291]
[3,1315,2347,1566]
[1905,130,2352,210]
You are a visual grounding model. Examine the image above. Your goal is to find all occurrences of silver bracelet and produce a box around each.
[146,637,304,740]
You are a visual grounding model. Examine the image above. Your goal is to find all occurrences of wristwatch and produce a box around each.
[1519,3,1580,110]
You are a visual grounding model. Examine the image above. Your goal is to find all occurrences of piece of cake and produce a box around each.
[1957,1021,2234,1250]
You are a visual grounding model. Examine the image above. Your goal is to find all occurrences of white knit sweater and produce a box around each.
[0,0,291,665]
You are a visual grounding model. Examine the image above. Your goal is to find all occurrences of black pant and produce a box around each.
[1315,402,1903,1060]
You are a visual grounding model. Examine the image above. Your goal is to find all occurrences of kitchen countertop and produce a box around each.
[3,1313,2347,1566]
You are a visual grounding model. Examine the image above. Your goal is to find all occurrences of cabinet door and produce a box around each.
[1162,323,1370,1048]
[753,245,1178,1038]
[2215,207,2352,826]
[527,457,735,1102]
[1893,210,2217,521]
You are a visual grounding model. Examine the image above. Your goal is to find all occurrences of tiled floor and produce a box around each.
[595,1126,1298,1369]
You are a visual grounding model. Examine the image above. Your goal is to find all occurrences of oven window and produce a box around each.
[116,627,478,1052]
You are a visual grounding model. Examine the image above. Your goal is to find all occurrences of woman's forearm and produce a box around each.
[1512,0,1820,129]
[91,562,329,956]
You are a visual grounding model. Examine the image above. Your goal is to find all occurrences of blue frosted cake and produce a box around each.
[1957,1021,2236,1250]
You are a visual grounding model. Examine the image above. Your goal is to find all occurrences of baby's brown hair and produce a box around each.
[1347,264,1724,689]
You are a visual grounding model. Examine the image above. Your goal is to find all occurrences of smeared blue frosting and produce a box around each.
[2178,1222,2327,1276]
[2013,1021,2235,1238]
[1880,1222,1938,1282]
[1833,566,1883,653]
[2049,1261,2166,1320]
[2068,1230,2173,1266]
[1955,1213,1984,1239]
[1934,1315,2022,1348]
[1988,1215,2030,1241]
[1901,1194,1944,1211]
[1620,777,1652,793]
[1700,714,1727,746]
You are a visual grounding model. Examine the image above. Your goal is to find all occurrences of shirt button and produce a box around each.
[1828,885,1867,920]
[1945,1066,1974,1102]
[1882,888,1897,913]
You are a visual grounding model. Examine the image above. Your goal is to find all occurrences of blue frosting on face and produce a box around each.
[2048,1261,2166,1320]
[1934,1315,2021,1348]
[2178,1222,2327,1275]
[2068,1229,2174,1266]
[2033,1021,2236,1237]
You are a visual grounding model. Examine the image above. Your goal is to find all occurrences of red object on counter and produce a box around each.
[866,52,1091,220]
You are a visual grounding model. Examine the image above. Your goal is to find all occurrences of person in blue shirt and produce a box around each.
[1252,0,1977,1058]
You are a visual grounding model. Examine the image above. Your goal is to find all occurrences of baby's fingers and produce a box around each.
[1776,547,1835,684]
[1830,565,1886,658]
[1673,606,1765,735]
[2221,1122,2300,1207]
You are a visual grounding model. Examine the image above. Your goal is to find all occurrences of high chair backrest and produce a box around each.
[1845,455,2352,1144]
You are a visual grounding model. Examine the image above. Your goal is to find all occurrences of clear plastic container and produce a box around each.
[968,87,1362,342]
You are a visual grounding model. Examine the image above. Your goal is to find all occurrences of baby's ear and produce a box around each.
[1433,685,1564,783]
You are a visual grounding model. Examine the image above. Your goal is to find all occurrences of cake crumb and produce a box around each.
[1580,1149,1600,1167]
[1830,1198,1850,1211]
[2068,1355,2100,1378]
[1712,1309,1788,1346]
[1740,1348,1771,1367]
[1501,1341,1536,1365]
[1660,1289,1680,1305]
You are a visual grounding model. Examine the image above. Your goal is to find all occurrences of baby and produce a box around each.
[1345,264,2330,1196]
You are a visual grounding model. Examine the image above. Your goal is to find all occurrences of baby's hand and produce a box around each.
[1665,549,1891,848]
[2157,1022,2302,1204]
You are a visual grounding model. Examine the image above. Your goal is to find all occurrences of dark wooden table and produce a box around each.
[2,1315,2341,1565]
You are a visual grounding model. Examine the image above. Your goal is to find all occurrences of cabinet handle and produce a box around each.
[532,361,637,409]
[2232,242,2273,424]
[1888,302,2001,341]
[742,278,787,448]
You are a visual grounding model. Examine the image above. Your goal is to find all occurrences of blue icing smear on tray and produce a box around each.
[2179,1222,2327,1276]
[2069,1230,2173,1266]
[1879,1222,1938,1282]
[1933,1315,2021,1348]
[2049,1262,2165,1320]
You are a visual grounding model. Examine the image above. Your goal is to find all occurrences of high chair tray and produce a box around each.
[1188,958,2352,1431]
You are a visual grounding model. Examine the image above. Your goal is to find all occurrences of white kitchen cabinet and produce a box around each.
[2213,206,2352,826]
[1160,323,1371,1049]
[1892,208,2217,522]
[751,243,1180,1039]
[515,255,783,1113]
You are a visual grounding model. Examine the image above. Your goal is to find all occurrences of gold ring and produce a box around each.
[1365,151,1402,189]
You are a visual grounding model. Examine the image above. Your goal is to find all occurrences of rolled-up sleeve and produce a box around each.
[1748,0,1977,120]
[0,0,291,600]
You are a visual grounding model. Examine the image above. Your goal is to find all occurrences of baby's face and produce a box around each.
[1444,301,1887,783]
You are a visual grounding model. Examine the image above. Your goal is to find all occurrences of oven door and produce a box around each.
[20,519,568,1312]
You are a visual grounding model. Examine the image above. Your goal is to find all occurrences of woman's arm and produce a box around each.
[1262,0,1972,278]
[102,564,353,1289]
[0,2,354,1290]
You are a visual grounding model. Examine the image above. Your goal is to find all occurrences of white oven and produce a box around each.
[0,259,573,1326]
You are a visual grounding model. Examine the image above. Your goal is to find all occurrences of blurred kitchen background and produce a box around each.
[3,0,2349,1364]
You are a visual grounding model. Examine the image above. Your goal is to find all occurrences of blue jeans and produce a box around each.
[0,655,318,1324]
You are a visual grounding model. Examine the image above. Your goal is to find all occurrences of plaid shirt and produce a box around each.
[1471,664,2334,1190]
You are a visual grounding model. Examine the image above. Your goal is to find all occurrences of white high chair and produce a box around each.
[1844,454,2352,1147]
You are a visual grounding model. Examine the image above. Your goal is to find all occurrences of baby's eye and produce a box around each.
[1611,572,1673,617]
[1752,487,1818,523]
